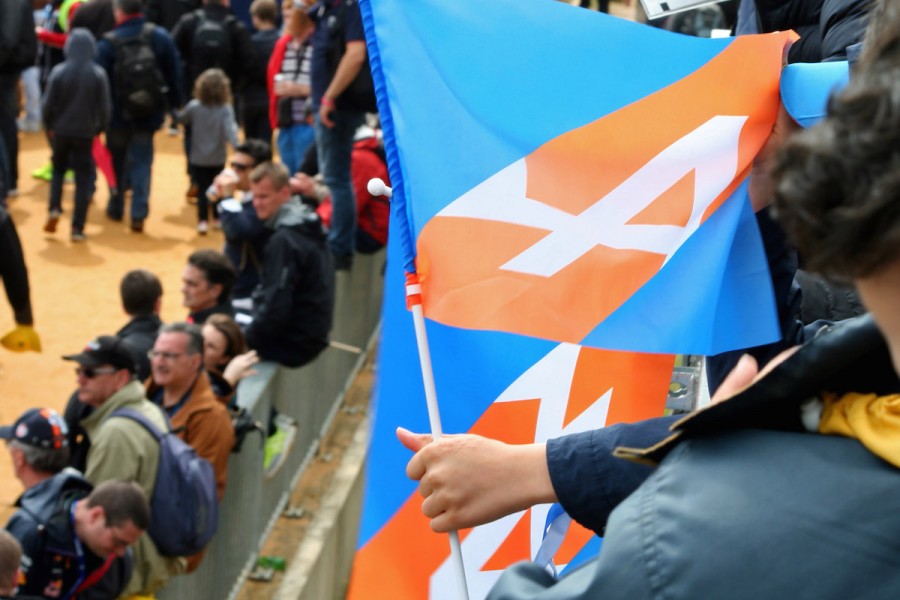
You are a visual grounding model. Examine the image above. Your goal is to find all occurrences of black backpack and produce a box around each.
[105,23,167,121]
[190,10,235,78]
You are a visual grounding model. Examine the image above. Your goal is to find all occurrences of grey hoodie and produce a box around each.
[41,28,111,139]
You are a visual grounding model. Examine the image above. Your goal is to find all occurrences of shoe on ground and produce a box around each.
[212,218,222,230]
[31,163,52,181]
[131,220,144,233]
[197,220,208,234]
[43,210,61,233]
[71,230,86,242]
[167,125,179,137]
[106,211,123,222]
[186,184,198,199]
[263,415,298,479]
[64,169,75,183]
[6,189,18,198]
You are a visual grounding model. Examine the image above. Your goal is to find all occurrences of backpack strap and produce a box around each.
[109,408,170,442]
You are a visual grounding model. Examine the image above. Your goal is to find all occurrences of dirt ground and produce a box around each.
[0,128,221,522]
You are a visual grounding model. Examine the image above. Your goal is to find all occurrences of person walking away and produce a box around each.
[42,28,111,242]
[177,68,239,234]
[97,0,182,234]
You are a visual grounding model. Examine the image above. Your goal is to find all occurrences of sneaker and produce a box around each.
[263,415,298,479]
[70,230,86,242]
[212,218,222,231]
[5,189,18,199]
[167,125,179,137]
[31,163,53,181]
[197,220,209,235]
[64,169,75,183]
[131,220,144,233]
[43,210,61,233]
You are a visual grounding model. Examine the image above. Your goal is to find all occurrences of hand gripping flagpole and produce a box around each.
[368,178,471,600]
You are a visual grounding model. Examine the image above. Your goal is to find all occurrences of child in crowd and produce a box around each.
[41,28,110,242]
[178,68,240,234]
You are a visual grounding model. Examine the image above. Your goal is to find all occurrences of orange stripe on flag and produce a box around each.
[567,348,674,428]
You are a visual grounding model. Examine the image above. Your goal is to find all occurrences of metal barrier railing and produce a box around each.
[158,251,385,600]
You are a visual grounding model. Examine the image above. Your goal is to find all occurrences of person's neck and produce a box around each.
[20,469,53,491]
[191,302,218,318]
[162,377,196,408]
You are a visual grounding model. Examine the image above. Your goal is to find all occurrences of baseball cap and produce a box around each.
[780,60,850,128]
[0,408,69,449]
[62,335,137,373]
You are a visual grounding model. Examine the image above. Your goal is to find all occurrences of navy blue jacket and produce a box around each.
[96,16,183,131]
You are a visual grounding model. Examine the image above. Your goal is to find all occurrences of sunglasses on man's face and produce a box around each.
[230,162,252,172]
[75,366,118,379]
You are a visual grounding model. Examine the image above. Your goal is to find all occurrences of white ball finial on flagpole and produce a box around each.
[367,178,392,198]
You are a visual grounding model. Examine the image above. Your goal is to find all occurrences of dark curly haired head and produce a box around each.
[773,0,900,281]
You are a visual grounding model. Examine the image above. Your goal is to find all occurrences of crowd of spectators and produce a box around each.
[0,0,390,596]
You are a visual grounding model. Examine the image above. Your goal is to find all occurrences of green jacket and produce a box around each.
[81,380,185,595]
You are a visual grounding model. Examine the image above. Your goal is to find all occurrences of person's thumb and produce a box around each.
[396,427,433,452]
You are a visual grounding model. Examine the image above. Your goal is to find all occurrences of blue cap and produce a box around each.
[780,61,850,128]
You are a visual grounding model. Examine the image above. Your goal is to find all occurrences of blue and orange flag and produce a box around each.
[363,0,793,354]
[351,0,795,597]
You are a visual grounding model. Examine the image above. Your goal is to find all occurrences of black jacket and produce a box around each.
[0,0,36,74]
[247,199,335,368]
[6,471,133,600]
[170,4,254,92]
[144,0,202,31]
[755,0,868,63]
[118,313,163,381]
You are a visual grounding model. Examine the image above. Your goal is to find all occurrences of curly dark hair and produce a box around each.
[773,0,900,281]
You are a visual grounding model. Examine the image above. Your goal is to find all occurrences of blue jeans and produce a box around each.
[106,129,154,223]
[315,110,365,258]
[277,123,315,175]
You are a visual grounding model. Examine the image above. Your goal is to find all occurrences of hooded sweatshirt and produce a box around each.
[246,198,335,368]
[41,27,111,138]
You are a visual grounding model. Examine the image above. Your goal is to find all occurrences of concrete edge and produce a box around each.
[274,414,370,600]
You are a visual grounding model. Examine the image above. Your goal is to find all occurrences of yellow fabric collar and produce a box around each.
[820,392,900,468]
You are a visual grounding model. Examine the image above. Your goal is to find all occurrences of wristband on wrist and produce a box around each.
[321,96,335,108]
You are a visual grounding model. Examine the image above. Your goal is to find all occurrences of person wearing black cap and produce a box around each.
[62,335,184,597]
[1,408,135,599]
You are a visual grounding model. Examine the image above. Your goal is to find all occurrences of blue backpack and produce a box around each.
[111,408,219,557]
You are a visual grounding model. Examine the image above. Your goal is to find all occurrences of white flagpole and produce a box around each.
[369,179,471,600]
